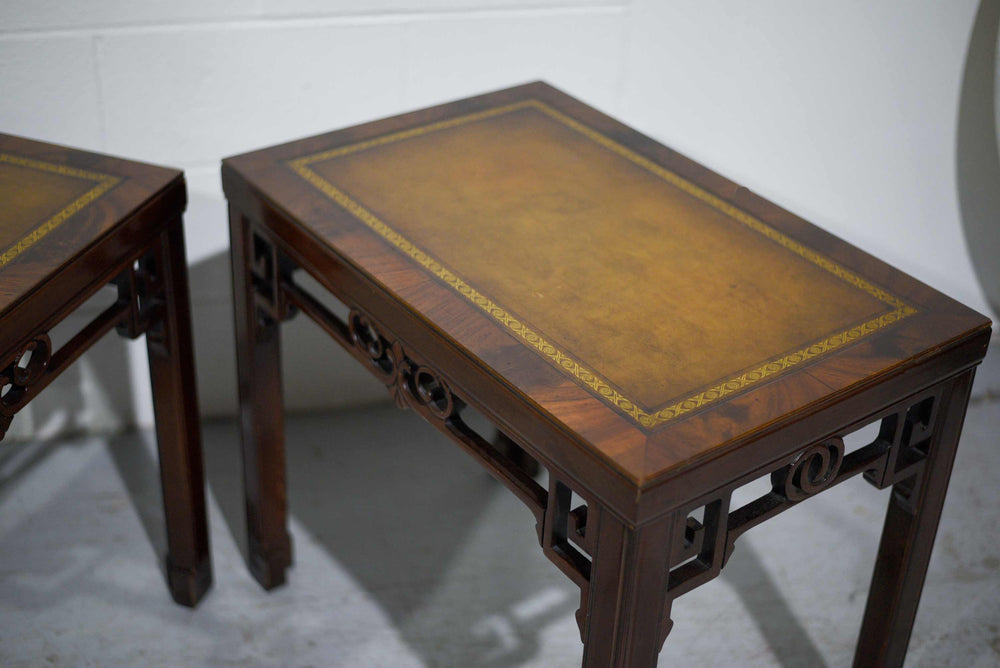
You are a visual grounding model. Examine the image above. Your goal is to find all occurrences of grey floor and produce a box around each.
[0,398,998,667]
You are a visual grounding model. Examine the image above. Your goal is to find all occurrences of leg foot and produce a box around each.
[248,537,293,590]
[167,553,214,607]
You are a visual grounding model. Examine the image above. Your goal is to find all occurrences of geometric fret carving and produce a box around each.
[668,497,729,598]
[249,230,296,325]
[114,250,161,340]
[666,389,943,597]
[542,478,593,637]
[879,394,939,513]
[864,392,940,514]
[251,230,278,318]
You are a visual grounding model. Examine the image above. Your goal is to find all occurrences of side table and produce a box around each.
[222,83,991,666]
[0,134,211,606]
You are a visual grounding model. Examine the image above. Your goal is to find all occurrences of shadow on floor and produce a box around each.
[200,405,581,667]
[0,439,62,504]
[107,429,168,579]
[721,541,828,668]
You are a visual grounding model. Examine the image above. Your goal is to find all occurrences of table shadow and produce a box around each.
[201,406,580,668]
[720,541,829,668]
[106,429,168,579]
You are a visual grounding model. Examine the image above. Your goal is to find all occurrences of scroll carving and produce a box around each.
[348,309,456,419]
[0,334,52,438]
[0,334,52,409]
[774,437,844,501]
[7,334,51,388]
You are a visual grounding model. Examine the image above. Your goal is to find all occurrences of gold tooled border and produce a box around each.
[288,99,917,429]
[0,153,121,268]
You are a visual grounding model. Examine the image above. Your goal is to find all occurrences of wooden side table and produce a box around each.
[0,134,211,606]
[221,83,991,666]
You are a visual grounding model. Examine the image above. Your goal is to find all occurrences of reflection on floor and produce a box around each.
[0,399,998,667]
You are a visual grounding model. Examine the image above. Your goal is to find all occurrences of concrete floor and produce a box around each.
[0,398,997,667]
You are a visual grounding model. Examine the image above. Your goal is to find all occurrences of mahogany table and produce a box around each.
[0,134,211,606]
[222,83,991,666]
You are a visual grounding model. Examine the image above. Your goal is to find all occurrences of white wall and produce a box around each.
[1,1,995,437]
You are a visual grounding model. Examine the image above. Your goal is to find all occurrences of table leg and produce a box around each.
[230,208,292,590]
[146,217,212,606]
[582,507,675,667]
[854,368,976,667]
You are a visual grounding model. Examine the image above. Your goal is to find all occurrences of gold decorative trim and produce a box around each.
[288,100,917,428]
[0,153,121,269]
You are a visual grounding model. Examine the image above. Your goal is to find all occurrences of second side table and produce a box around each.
[0,134,211,606]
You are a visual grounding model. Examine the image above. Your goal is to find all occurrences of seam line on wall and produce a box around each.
[90,35,108,150]
[0,4,627,39]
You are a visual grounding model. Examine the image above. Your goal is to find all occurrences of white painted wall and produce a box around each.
[1,1,996,437]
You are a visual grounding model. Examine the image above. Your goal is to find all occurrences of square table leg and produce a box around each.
[230,209,292,590]
[145,217,213,607]
[854,368,976,666]
[580,508,675,667]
